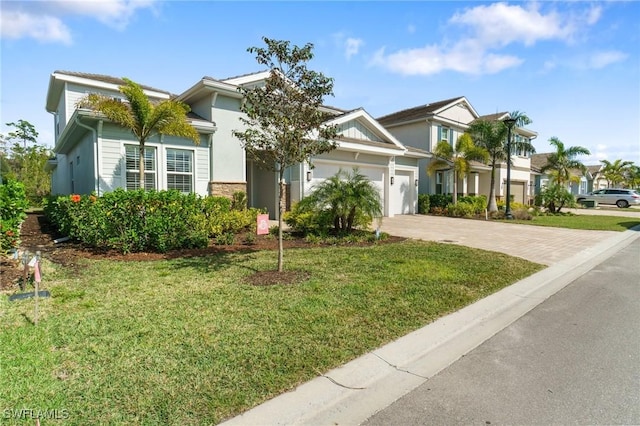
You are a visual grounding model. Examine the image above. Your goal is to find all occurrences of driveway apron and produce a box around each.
[379,215,618,266]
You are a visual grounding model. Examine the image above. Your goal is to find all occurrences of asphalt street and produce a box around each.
[363,238,640,426]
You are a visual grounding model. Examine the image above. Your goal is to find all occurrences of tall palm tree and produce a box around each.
[78,78,200,190]
[540,137,591,187]
[427,133,488,204]
[600,159,634,188]
[468,113,536,212]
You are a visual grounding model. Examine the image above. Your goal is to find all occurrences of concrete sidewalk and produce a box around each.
[221,216,640,426]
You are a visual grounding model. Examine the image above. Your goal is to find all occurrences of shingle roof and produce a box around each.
[475,112,509,122]
[530,153,552,171]
[54,70,171,95]
[376,96,465,126]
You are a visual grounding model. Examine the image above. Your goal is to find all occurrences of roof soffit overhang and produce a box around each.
[177,78,243,104]
[46,72,171,112]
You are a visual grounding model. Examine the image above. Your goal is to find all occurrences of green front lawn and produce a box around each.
[514,214,640,231]
[1,241,542,425]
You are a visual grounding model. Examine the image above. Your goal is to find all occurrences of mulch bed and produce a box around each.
[1,212,403,291]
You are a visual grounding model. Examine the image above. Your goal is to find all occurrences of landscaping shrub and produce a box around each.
[285,169,382,235]
[45,190,211,253]
[428,194,453,211]
[418,194,430,214]
[446,202,476,218]
[0,179,29,252]
[458,195,487,214]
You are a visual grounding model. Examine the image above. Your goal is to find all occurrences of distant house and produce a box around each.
[45,71,425,219]
[530,153,593,196]
[378,98,538,205]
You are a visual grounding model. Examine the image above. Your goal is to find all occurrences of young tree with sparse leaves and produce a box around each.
[78,78,200,189]
[233,37,339,272]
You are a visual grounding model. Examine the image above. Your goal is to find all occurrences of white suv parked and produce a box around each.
[577,188,640,208]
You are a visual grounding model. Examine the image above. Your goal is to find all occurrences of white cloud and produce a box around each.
[0,10,72,44]
[0,0,158,44]
[587,50,628,69]
[370,39,522,76]
[345,37,364,60]
[449,2,573,47]
[371,2,606,76]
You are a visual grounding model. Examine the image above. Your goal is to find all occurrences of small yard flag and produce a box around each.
[34,260,42,284]
[257,214,269,235]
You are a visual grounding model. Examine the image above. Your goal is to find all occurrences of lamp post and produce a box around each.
[503,117,517,220]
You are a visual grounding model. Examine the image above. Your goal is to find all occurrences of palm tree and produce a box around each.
[427,133,488,204]
[467,111,535,212]
[304,168,382,232]
[78,78,200,190]
[625,163,640,189]
[540,137,591,187]
[600,159,634,188]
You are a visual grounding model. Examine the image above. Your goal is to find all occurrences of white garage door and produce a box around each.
[311,163,386,212]
[392,171,413,215]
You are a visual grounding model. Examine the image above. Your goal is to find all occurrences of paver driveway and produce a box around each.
[379,215,619,266]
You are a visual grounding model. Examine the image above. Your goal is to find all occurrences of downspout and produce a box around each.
[74,116,99,195]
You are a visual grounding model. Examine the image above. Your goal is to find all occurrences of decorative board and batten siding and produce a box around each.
[337,120,384,142]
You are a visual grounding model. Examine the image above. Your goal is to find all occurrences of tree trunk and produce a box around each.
[452,172,458,204]
[487,160,498,212]
[277,172,286,273]
[139,142,146,191]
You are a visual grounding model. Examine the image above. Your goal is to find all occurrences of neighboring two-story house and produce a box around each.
[377,97,538,205]
[45,71,426,219]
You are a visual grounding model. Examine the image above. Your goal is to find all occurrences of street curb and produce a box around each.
[220,227,640,426]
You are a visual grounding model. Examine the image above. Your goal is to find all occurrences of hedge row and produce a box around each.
[44,189,261,254]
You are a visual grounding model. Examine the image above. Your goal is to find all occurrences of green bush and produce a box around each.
[0,179,30,252]
[428,194,453,211]
[418,194,430,214]
[458,195,487,214]
[446,202,476,218]
[45,190,210,253]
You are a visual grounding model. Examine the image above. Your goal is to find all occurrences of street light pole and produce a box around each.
[503,118,517,220]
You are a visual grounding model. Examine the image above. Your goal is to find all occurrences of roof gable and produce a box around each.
[326,108,406,152]
[377,96,479,126]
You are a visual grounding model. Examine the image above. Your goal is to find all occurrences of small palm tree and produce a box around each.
[305,168,382,232]
[600,159,634,188]
[540,137,590,187]
[427,133,488,204]
[78,78,200,190]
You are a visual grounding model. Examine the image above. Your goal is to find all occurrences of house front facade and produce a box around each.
[45,71,424,219]
[377,98,538,205]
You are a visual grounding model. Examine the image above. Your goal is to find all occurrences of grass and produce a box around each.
[1,241,542,425]
[514,214,640,231]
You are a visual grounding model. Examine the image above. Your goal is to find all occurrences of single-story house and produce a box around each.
[530,153,593,196]
[45,71,426,219]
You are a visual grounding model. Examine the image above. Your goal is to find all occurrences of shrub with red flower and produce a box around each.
[70,194,81,203]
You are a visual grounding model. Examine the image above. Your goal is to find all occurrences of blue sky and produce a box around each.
[1,0,638,165]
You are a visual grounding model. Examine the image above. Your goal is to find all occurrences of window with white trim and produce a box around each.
[166,148,193,193]
[126,145,156,190]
